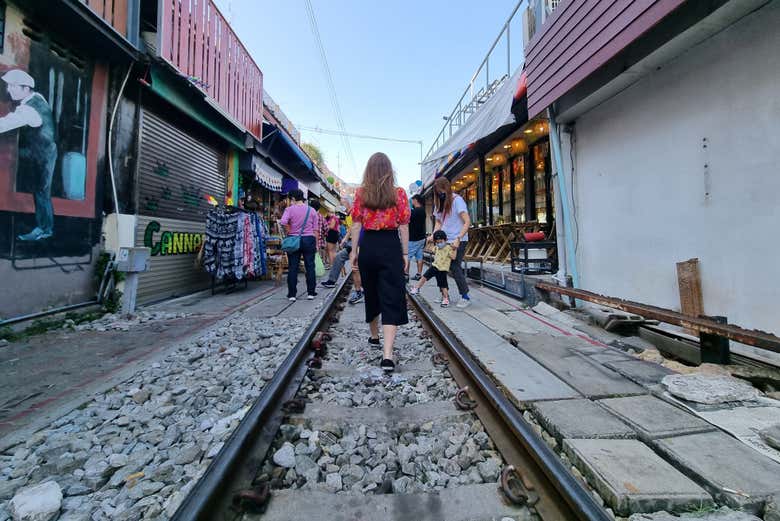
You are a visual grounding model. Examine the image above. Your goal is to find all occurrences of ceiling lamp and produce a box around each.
[511,138,528,154]
[492,154,507,165]
[524,128,533,134]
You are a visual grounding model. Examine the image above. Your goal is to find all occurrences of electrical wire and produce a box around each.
[303,0,357,176]
[298,125,422,145]
[108,64,133,216]
[568,126,579,254]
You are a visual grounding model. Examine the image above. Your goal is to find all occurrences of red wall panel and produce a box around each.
[525,0,685,118]
[159,0,263,138]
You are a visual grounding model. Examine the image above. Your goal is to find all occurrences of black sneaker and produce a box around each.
[380,359,395,372]
[412,273,422,281]
[348,290,364,305]
[307,292,317,300]
[321,280,337,288]
[368,337,380,346]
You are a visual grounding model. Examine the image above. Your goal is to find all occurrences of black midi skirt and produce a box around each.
[358,230,408,326]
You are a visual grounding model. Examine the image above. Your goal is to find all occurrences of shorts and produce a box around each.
[408,239,425,260]
[423,266,448,289]
[326,229,340,244]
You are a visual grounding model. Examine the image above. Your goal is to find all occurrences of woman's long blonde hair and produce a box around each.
[359,152,396,209]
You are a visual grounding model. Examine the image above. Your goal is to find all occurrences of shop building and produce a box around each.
[109,0,264,304]
[524,0,779,332]
[421,62,558,275]
[0,0,139,319]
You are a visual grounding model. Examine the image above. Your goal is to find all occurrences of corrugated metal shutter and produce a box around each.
[136,108,226,303]
[138,109,226,222]
[134,216,211,304]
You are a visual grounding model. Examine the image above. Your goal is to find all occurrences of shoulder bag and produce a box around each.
[281,206,311,253]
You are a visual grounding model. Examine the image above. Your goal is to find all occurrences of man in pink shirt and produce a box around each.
[279,189,319,301]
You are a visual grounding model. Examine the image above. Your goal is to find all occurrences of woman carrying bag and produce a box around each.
[280,189,318,301]
[349,152,411,373]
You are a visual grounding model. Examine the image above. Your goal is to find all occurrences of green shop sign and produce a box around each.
[144,221,204,256]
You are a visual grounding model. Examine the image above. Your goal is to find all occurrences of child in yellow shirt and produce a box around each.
[409,230,459,307]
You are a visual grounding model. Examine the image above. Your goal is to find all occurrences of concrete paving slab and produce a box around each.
[598,395,715,440]
[464,305,540,337]
[604,359,676,387]
[653,431,780,513]
[416,294,580,404]
[563,439,713,516]
[586,350,636,365]
[530,399,635,441]
[515,336,646,398]
[249,483,531,521]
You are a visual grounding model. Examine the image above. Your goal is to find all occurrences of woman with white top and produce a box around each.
[430,177,471,308]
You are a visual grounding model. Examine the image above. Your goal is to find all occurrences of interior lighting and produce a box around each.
[486,157,493,161]
[524,128,533,134]
[503,144,511,149]
[511,139,528,154]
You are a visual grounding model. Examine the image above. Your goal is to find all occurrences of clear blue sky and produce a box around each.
[215,0,524,189]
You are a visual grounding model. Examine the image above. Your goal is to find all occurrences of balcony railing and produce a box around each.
[80,0,131,38]
[159,0,263,138]
[424,0,526,161]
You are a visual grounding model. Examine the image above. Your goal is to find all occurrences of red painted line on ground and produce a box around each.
[577,333,609,348]
[475,287,574,336]
[0,286,280,432]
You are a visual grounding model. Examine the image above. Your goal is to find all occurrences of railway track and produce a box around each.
[170,277,612,521]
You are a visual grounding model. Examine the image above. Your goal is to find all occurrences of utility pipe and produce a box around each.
[548,108,580,288]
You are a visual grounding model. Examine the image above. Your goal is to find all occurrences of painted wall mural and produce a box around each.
[0,4,105,272]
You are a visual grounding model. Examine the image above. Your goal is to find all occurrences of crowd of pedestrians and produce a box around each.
[281,152,473,372]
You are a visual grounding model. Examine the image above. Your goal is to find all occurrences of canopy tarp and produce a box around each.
[422,66,526,186]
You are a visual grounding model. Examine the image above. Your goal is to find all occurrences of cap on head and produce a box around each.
[2,69,35,88]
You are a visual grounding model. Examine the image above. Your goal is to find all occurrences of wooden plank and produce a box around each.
[676,258,704,335]
[89,0,105,18]
[113,0,129,37]
[170,0,180,63]
[177,0,191,75]
[160,0,173,60]
[103,0,114,30]
[193,0,205,84]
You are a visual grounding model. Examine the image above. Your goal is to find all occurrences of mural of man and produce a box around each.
[0,69,57,241]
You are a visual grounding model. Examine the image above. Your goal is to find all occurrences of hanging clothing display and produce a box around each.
[203,206,267,280]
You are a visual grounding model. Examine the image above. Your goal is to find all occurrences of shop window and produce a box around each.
[0,1,5,54]
[463,183,477,223]
[512,157,526,223]
[533,143,549,223]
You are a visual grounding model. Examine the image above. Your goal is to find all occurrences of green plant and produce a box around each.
[95,251,125,313]
[103,289,123,314]
[0,325,19,342]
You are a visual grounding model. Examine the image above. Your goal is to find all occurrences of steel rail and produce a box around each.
[408,293,613,521]
[535,282,780,354]
[170,276,350,521]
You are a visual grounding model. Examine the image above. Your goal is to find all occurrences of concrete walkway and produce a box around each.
[0,276,332,450]
[415,281,780,516]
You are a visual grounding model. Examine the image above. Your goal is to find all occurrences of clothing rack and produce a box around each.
[202,205,268,292]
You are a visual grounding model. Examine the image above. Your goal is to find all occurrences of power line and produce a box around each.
[303,0,357,176]
[300,125,424,180]
[299,126,422,145]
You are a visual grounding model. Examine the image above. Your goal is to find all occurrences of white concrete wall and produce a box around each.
[567,2,780,333]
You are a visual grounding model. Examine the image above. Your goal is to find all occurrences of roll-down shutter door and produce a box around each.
[135,109,226,304]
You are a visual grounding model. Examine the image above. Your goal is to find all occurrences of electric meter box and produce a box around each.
[115,247,151,273]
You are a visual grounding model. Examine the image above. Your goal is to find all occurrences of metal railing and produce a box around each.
[424,0,526,161]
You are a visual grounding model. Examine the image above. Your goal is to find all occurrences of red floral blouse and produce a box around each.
[351,187,411,230]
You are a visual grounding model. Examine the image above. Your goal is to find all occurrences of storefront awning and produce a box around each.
[147,65,249,151]
[422,66,527,187]
[253,158,284,192]
[259,123,320,183]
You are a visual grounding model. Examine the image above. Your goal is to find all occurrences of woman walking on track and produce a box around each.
[349,152,410,373]
[431,177,471,307]
[325,214,340,266]
[280,189,318,302]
